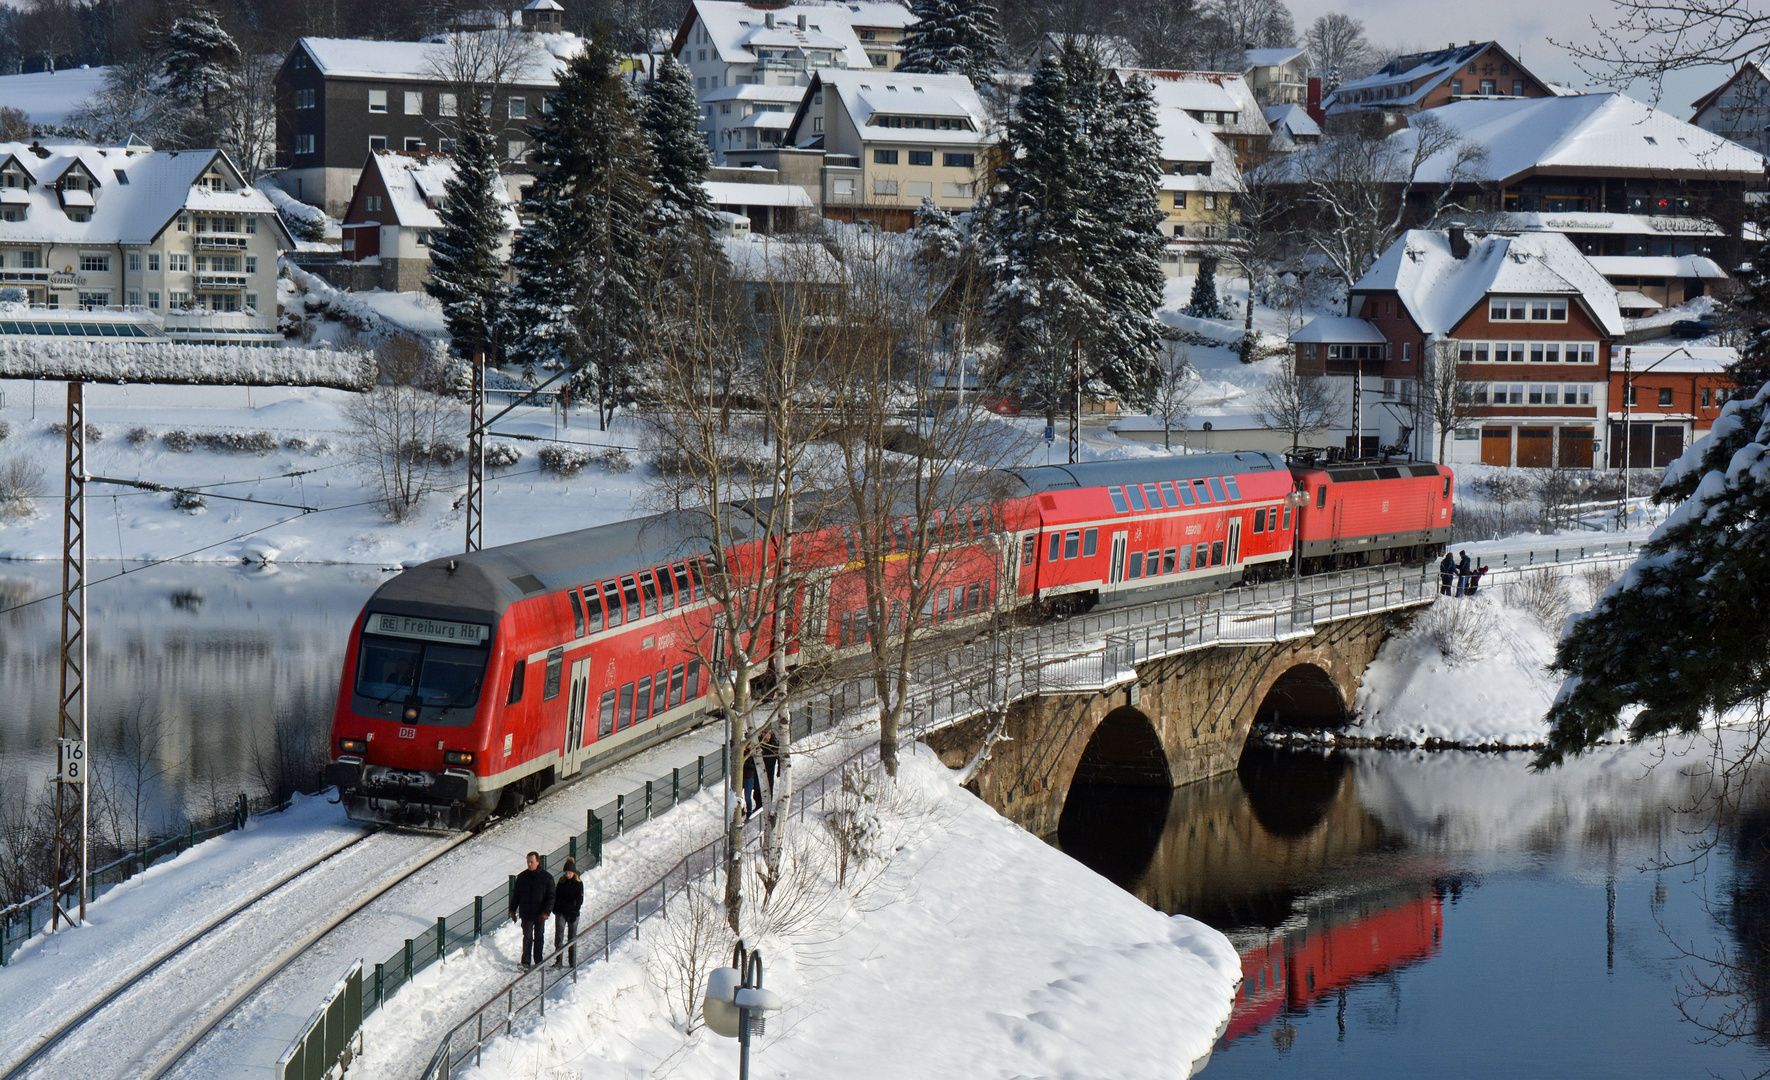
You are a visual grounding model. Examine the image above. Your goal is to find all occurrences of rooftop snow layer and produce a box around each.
[810,69,988,146]
[1585,254,1728,279]
[704,180,814,207]
[365,152,520,232]
[296,34,578,84]
[1122,69,1271,137]
[682,0,910,70]
[1289,316,1390,344]
[1243,46,1308,69]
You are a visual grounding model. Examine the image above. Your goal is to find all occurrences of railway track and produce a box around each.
[1,827,473,1080]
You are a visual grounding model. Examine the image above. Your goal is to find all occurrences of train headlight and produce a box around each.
[444,750,476,767]
[339,738,368,754]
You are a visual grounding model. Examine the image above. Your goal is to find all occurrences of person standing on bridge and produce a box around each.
[512,851,554,971]
[1439,552,1456,596]
[1456,551,1473,596]
[552,858,584,968]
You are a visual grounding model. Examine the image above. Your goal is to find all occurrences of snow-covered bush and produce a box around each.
[198,430,278,455]
[1579,561,1620,607]
[0,420,10,444]
[343,385,468,522]
[1508,567,1574,632]
[1418,596,1496,666]
[127,426,153,447]
[46,421,102,442]
[403,440,464,467]
[641,878,733,1033]
[485,442,521,469]
[163,430,197,452]
[171,489,207,514]
[0,457,46,520]
[595,447,633,473]
[282,437,311,452]
[539,444,593,476]
[825,763,883,887]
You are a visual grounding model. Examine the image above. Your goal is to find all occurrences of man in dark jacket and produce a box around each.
[1439,553,1456,595]
[553,858,584,968]
[512,851,554,969]
[1456,550,1473,596]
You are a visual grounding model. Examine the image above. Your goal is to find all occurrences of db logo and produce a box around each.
[398,726,417,739]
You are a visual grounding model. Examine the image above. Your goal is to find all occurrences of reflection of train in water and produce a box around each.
[1222,885,1446,1046]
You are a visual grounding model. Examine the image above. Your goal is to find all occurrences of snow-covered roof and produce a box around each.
[704,180,814,208]
[0,67,110,126]
[1244,47,1307,70]
[357,151,520,232]
[0,142,291,248]
[1288,316,1389,344]
[804,69,988,147]
[523,0,563,9]
[1118,69,1270,137]
[734,111,795,130]
[1614,290,1662,311]
[1585,254,1729,279]
[1397,94,1767,184]
[719,235,846,283]
[1355,228,1627,337]
[1323,42,1521,113]
[677,1,910,71]
[296,34,577,84]
[1263,103,1318,138]
[702,83,810,104]
[1611,344,1736,373]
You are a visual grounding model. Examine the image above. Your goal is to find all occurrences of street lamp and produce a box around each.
[1285,489,1310,626]
[704,939,782,1079]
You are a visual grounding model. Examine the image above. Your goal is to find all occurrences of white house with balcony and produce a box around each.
[670,0,915,164]
[0,142,291,344]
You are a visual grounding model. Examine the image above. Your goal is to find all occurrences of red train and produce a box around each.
[326,452,1452,828]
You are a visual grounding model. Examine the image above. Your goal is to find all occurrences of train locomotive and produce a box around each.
[327,451,1452,829]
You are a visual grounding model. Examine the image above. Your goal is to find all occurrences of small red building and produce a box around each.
[1605,345,1736,468]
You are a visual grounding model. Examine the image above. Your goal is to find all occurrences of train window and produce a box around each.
[669,663,686,708]
[620,576,642,620]
[543,648,564,701]
[635,676,653,723]
[846,530,859,562]
[967,583,981,612]
[585,586,605,634]
[1146,548,1160,572]
[1253,508,1266,533]
[1125,484,1147,512]
[1282,506,1292,530]
[1162,548,1177,574]
[356,638,421,700]
[657,568,677,611]
[638,571,660,617]
[506,661,526,705]
[1128,551,1144,579]
[617,682,635,729]
[893,518,912,552]
[601,581,623,628]
[598,690,616,737]
[1208,478,1227,502]
[839,611,854,646]
[1223,478,1242,501]
[1443,477,1452,498]
[1063,530,1080,559]
[653,670,669,715]
[1160,482,1180,507]
[936,590,950,621]
[1317,486,1327,509]
[686,659,702,700]
[1048,533,1061,562]
[1194,542,1209,568]
[1176,482,1196,506]
[673,563,693,602]
[569,590,586,638]
[1193,480,1212,504]
[1143,483,1165,509]
[689,558,709,595]
[1082,529,1097,557]
[1022,535,1037,566]
[1211,541,1225,566]
[1108,486,1129,513]
[889,601,905,633]
[1180,545,1193,571]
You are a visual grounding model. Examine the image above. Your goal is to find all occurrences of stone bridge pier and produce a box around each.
[926,611,1403,838]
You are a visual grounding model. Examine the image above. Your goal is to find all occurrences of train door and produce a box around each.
[564,658,591,772]
[1108,531,1128,584]
[1227,519,1242,567]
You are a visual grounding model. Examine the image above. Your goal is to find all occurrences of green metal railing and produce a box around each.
[279,961,363,1080]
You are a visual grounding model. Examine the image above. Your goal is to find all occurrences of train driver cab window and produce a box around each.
[543,647,564,700]
[1109,486,1130,513]
[1082,529,1098,557]
[1443,477,1452,498]
[601,580,624,627]
[657,568,677,611]
[569,589,586,637]
[1176,482,1196,506]
[1128,551,1144,578]
[1192,480,1212,504]
[1317,486,1327,509]
[1022,535,1037,566]
[620,575,643,620]
[1063,530,1081,559]
[638,571,660,616]
[1211,541,1225,566]
[506,660,526,704]
[1223,477,1241,500]
[584,586,604,634]
[1125,484,1147,512]
[598,689,616,736]
[354,632,490,724]
[1048,533,1061,562]
[1208,478,1227,502]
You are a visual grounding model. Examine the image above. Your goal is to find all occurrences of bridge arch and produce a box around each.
[1070,705,1172,789]
[1253,662,1350,729]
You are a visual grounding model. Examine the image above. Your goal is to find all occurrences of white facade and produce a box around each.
[1690,63,1770,158]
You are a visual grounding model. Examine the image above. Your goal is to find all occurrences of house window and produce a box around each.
[245,255,257,274]
[909,150,932,166]
[245,292,258,309]
[1402,342,1412,361]
[368,89,387,113]
[369,136,387,151]
[169,253,189,271]
[832,178,856,196]
[127,290,141,306]
[1451,79,1463,95]
[1202,193,1217,209]
[169,290,190,306]
[508,140,527,161]
[415,230,429,246]
[295,134,315,154]
[439,93,458,117]
[127,252,141,271]
[1513,80,1524,96]
[296,88,316,109]
[147,252,161,271]
[874,149,898,164]
[404,91,422,115]
[721,102,731,114]
[1480,79,1495,95]
[1658,387,1674,408]
[943,153,975,168]
[508,96,526,119]
[437,138,456,153]
[147,291,160,309]
[904,180,932,198]
[812,116,822,132]
[404,137,425,151]
[941,182,973,198]
[77,291,108,309]
[1702,387,1713,407]
[873,179,898,195]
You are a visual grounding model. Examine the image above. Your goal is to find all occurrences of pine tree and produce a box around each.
[161,10,239,145]
[911,198,967,275]
[1723,211,1770,397]
[1089,72,1167,405]
[1539,382,1770,768]
[425,102,507,362]
[640,54,715,268]
[897,0,1004,86]
[501,36,655,426]
[1186,257,1223,318]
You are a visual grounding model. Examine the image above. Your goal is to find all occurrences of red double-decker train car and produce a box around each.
[327,452,1453,829]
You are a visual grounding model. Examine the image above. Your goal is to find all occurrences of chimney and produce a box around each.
[1447,222,1470,259]
[1306,77,1324,125]
[797,13,806,29]
[765,11,775,27]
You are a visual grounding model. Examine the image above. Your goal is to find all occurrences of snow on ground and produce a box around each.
[435,749,1240,1080]
[0,67,109,126]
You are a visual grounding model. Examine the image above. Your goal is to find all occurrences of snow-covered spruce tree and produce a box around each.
[424,100,506,362]
[911,198,967,275]
[1089,72,1167,408]
[896,0,1004,86]
[1536,382,1770,768]
[160,10,240,146]
[501,36,654,426]
[1723,214,1770,397]
[1186,257,1224,318]
[640,54,715,270]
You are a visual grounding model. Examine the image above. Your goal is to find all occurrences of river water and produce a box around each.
[1058,742,1770,1079]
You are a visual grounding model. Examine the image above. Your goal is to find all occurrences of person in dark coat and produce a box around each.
[552,858,584,968]
[1456,551,1473,596]
[759,725,782,791]
[1438,553,1456,595]
[1466,565,1489,597]
[743,750,762,817]
[512,850,554,969]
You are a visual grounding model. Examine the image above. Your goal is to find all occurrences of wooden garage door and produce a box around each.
[1558,427,1594,468]
[1652,425,1684,468]
[1516,428,1553,468]
[1480,427,1512,466]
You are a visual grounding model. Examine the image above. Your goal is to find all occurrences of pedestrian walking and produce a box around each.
[1438,552,1456,596]
[552,858,583,968]
[511,850,554,970]
[1456,550,1472,596]
[759,724,782,792]
[743,749,762,817]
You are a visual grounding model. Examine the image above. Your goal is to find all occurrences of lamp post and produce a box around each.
[705,939,782,1079]
[1285,489,1310,627]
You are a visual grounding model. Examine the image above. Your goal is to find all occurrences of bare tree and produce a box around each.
[1421,335,1480,463]
[1294,113,1489,293]
[343,340,467,522]
[0,107,28,142]
[1254,366,1342,452]
[1149,335,1195,450]
[1304,12,1370,85]
[422,27,541,152]
[225,49,281,181]
[1204,144,1293,356]
[65,58,185,146]
[1555,0,1770,106]
[94,699,183,856]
